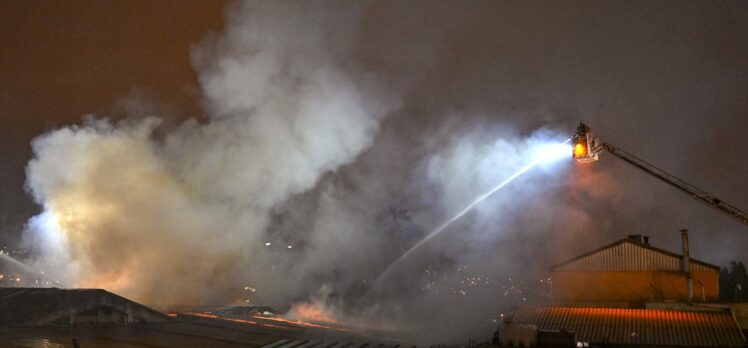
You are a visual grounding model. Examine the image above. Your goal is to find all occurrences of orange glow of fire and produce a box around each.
[573,142,587,158]
[79,270,133,292]
[183,312,296,331]
[185,312,219,319]
[288,302,340,324]
[251,314,357,333]
[180,310,363,334]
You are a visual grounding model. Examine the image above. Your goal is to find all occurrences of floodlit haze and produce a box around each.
[2,0,747,343]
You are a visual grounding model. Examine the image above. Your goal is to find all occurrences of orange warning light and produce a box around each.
[573,142,588,158]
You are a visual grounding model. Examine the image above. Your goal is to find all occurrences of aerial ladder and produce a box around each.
[571,122,748,227]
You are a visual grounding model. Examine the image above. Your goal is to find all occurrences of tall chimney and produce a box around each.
[681,229,693,302]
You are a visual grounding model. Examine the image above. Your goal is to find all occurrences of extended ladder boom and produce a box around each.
[600,143,748,227]
[571,122,748,227]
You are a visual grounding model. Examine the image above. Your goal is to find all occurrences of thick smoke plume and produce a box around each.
[20,0,748,344]
[24,1,397,305]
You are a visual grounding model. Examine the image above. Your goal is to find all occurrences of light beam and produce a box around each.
[371,138,571,288]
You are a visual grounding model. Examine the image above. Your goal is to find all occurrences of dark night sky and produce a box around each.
[0,0,226,241]
[1,1,747,266]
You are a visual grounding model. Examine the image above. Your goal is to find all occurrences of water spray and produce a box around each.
[369,138,571,291]
[0,252,38,276]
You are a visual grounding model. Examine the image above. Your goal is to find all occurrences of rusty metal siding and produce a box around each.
[508,306,745,347]
[554,242,714,272]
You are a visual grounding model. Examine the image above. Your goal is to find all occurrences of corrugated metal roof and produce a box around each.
[261,340,404,348]
[552,239,719,272]
[508,306,745,347]
[0,287,171,326]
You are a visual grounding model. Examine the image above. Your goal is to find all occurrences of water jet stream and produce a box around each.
[371,138,571,288]
[0,252,37,275]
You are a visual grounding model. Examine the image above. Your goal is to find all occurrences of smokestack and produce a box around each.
[681,229,693,302]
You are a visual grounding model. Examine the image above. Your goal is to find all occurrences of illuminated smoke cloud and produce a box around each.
[21,1,745,344]
[20,2,581,339]
[285,284,341,323]
[23,1,397,305]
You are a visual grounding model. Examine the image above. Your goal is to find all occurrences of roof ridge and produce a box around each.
[551,238,720,271]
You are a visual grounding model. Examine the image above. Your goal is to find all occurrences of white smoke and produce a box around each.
[23,1,398,305]
[341,124,578,342]
[20,1,744,344]
[17,1,601,343]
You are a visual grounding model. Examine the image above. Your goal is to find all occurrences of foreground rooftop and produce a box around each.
[503,305,745,347]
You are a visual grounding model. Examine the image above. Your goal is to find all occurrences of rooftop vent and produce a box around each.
[627,234,650,245]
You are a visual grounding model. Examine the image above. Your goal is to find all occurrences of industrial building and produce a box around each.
[550,233,719,304]
[495,232,746,347]
[0,287,171,326]
[0,287,407,347]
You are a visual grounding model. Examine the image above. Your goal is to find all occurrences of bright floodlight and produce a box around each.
[530,139,573,168]
[537,141,573,163]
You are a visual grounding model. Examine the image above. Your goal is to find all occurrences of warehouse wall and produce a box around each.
[551,270,718,303]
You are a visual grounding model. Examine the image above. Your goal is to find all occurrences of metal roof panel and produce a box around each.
[507,306,745,347]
